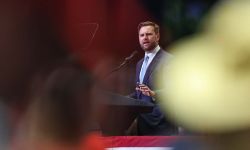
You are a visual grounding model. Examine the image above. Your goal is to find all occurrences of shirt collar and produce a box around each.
[145,45,160,58]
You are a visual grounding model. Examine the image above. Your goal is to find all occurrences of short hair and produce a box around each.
[138,21,160,34]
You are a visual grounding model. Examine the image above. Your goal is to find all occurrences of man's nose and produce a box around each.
[143,35,148,40]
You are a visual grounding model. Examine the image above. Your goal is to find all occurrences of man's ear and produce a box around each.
[156,33,160,42]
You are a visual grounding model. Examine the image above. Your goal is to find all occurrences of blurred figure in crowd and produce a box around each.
[18,63,103,150]
[0,1,104,149]
[0,1,66,149]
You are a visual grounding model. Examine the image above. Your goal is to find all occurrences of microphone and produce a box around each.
[119,50,138,68]
[104,50,138,78]
[124,50,138,61]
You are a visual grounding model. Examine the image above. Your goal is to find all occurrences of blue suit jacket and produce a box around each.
[131,49,178,135]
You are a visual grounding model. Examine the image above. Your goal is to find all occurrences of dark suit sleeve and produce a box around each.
[127,60,142,99]
[127,91,137,99]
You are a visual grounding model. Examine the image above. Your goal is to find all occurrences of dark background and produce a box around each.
[38,0,219,94]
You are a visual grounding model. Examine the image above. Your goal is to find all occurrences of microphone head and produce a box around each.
[131,50,138,56]
[125,50,138,61]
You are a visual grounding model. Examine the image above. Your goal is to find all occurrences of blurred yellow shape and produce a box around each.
[158,36,250,133]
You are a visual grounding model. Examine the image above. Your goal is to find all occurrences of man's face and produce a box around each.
[139,25,159,52]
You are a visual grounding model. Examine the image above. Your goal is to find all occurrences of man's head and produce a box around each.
[138,21,160,52]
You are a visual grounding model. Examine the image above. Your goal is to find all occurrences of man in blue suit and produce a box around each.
[129,21,178,135]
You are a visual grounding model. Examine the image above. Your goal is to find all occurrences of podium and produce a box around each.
[98,92,154,136]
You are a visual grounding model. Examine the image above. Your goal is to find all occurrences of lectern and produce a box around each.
[98,92,154,136]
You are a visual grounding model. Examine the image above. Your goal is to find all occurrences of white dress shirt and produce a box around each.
[139,45,160,83]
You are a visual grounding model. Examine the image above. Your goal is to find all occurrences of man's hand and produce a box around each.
[136,83,156,97]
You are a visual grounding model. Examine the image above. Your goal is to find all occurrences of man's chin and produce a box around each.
[141,45,156,52]
[143,47,153,52]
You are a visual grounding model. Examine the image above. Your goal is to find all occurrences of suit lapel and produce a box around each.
[135,59,144,98]
[142,50,163,84]
[136,59,144,83]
